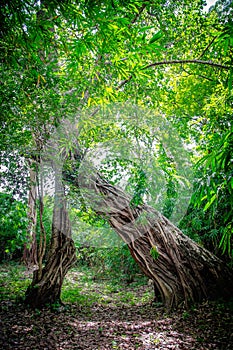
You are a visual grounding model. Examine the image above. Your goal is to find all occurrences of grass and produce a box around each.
[0,262,153,307]
[0,262,31,301]
[61,265,152,307]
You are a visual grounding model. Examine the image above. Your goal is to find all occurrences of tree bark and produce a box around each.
[25,167,76,309]
[23,160,38,269]
[75,171,233,309]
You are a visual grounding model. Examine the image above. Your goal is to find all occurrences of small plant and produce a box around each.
[182,311,190,319]
[150,245,159,260]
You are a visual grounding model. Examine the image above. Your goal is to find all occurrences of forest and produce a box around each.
[0,0,233,349]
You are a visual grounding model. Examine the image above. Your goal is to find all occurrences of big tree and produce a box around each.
[59,103,232,309]
[0,0,232,308]
[72,168,233,309]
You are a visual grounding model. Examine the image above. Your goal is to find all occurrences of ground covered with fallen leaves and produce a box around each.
[0,263,232,349]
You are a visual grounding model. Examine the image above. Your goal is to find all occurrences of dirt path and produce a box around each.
[0,299,232,349]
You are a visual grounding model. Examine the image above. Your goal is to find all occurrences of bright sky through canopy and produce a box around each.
[205,0,218,11]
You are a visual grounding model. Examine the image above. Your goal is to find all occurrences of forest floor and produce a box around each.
[0,263,232,350]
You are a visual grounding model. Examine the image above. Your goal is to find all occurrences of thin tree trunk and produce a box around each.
[25,166,76,308]
[23,160,38,270]
[75,171,233,309]
[36,167,47,281]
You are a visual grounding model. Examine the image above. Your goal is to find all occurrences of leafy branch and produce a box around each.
[117,58,231,91]
[144,59,231,70]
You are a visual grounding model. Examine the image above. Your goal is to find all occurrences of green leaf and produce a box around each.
[203,193,217,211]
[230,177,233,189]
[150,246,159,260]
[139,26,154,33]
[149,31,163,44]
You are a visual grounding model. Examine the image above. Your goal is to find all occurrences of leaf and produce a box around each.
[105,86,113,93]
[149,31,163,44]
[139,26,154,33]
[87,97,92,107]
[150,245,159,260]
[219,226,232,256]
[203,193,217,211]
[230,177,233,189]
[228,68,233,91]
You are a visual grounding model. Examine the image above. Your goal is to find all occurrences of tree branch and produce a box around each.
[89,58,230,117]
[117,75,133,90]
[144,59,230,70]
[130,3,147,25]
[117,59,229,92]
[198,36,218,59]
[182,67,216,82]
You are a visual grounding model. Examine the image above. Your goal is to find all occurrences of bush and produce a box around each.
[76,244,141,282]
[0,192,28,261]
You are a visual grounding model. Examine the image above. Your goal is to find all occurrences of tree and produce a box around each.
[1,0,233,309]
[56,102,232,309]
[1,0,79,306]
[25,163,76,308]
[73,169,232,309]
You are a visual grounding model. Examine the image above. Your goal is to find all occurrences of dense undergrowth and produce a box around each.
[0,261,151,307]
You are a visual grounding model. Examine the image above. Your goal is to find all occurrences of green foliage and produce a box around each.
[189,128,233,260]
[61,264,150,307]
[150,246,160,261]
[0,262,31,301]
[0,193,28,261]
[1,0,233,270]
[0,262,151,306]
[130,169,148,207]
[0,153,29,200]
[76,244,141,283]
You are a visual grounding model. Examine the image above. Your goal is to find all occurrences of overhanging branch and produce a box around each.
[90,58,231,116]
[144,59,231,70]
[116,59,230,92]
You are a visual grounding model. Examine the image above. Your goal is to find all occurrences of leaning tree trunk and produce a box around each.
[75,170,233,309]
[25,167,76,309]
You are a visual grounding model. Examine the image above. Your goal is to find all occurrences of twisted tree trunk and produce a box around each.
[25,167,76,309]
[75,170,233,309]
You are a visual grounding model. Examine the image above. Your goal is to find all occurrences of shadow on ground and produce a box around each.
[0,299,232,349]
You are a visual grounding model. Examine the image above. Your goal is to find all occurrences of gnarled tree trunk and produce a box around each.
[25,167,76,309]
[75,171,233,309]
